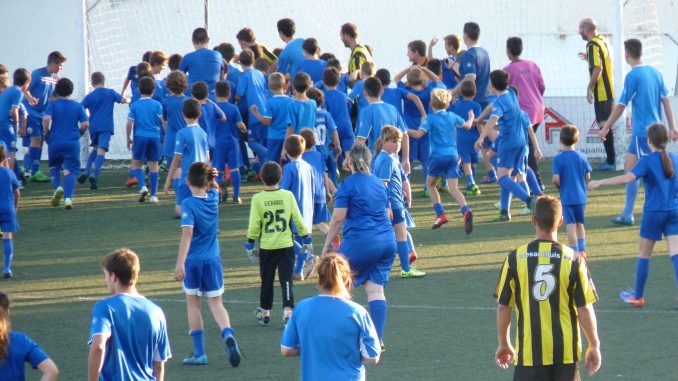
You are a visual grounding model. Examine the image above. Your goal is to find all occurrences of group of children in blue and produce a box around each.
[0,18,677,381]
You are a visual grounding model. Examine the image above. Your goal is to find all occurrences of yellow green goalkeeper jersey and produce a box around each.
[247,189,310,250]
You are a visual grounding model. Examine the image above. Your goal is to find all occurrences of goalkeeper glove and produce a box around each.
[301,235,313,256]
[244,242,259,265]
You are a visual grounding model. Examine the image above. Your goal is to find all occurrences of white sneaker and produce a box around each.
[519,206,531,215]
[51,187,64,207]
[149,196,159,204]
[64,198,73,210]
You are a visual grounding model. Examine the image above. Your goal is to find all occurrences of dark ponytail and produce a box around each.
[647,124,674,179]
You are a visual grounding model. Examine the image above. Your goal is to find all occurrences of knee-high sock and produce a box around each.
[499,176,529,202]
[398,241,410,272]
[12,160,22,180]
[499,185,513,211]
[3,239,12,273]
[132,168,146,189]
[293,236,306,275]
[231,170,241,198]
[22,152,30,171]
[578,238,586,252]
[189,329,205,357]
[433,203,445,217]
[221,327,234,340]
[149,172,159,197]
[50,167,61,189]
[29,147,41,175]
[64,172,77,199]
[93,155,106,177]
[526,168,542,195]
[634,257,650,299]
[85,150,97,174]
[671,255,678,294]
[368,300,387,340]
[518,181,530,197]
[327,157,338,186]
[623,179,639,218]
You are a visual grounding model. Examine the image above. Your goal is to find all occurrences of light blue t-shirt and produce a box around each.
[236,69,268,124]
[323,89,353,139]
[181,188,221,260]
[281,295,380,381]
[88,294,171,381]
[302,150,327,203]
[491,89,526,150]
[0,331,49,381]
[198,101,224,147]
[552,150,592,206]
[0,86,24,130]
[420,110,464,157]
[381,87,409,117]
[0,167,19,216]
[348,80,368,114]
[618,65,668,137]
[631,151,678,212]
[372,150,403,210]
[263,95,293,140]
[82,87,124,133]
[314,109,337,148]
[128,98,162,139]
[277,38,306,77]
[23,67,58,117]
[297,59,327,84]
[356,102,406,152]
[44,99,88,147]
[451,99,482,154]
[288,99,317,134]
[280,159,315,232]
[315,74,350,94]
[161,95,189,156]
[174,124,209,182]
[179,48,225,94]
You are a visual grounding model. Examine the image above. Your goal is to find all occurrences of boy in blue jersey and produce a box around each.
[236,49,269,171]
[213,81,246,203]
[180,28,225,95]
[280,134,316,281]
[373,126,425,278]
[553,125,591,259]
[348,62,375,116]
[276,18,305,78]
[23,51,67,183]
[149,51,168,103]
[175,162,242,366]
[0,69,31,180]
[315,58,350,94]
[298,38,327,84]
[88,248,171,381]
[250,72,292,164]
[598,39,676,226]
[307,88,341,186]
[121,51,151,102]
[0,145,20,278]
[79,72,129,189]
[452,81,483,196]
[300,128,337,232]
[428,34,462,89]
[321,68,354,167]
[162,71,189,193]
[126,77,163,204]
[375,68,426,121]
[408,89,475,233]
[356,77,410,173]
[286,72,317,138]
[191,81,226,152]
[42,78,89,210]
[164,99,210,217]
[452,23,490,109]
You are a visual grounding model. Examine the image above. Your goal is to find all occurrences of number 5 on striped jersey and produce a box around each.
[533,264,556,301]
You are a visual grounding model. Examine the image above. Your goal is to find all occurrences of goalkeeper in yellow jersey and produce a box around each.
[245,161,312,327]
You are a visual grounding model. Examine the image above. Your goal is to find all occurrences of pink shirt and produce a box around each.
[503,60,545,125]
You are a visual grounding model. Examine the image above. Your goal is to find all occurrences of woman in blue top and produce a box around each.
[281,254,381,381]
[0,292,59,381]
[590,124,678,307]
[322,142,396,345]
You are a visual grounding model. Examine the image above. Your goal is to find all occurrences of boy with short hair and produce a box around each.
[307,88,341,186]
[286,72,316,137]
[42,78,89,210]
[452,80,483,196]
[321,68,354,165]
[0,145,20,278]
[191,81,226,154]
[168,53,183,71]
[348,61,375,116]
[213,81,247,203]
[246,161,312,326]
[126,77,163,204]
[180,27,225,95]
[298,38,327,84]
[300,128,336,232]
[88,248,171,381]
[80,71,129,189]
[552,125,591,259]
[314,58,350,94]
[250,72,293,164]
[280,134,316,281]
[236,49,269,171]
[149,51,168,102]
[0,68,31,178]
[162,71,189,192]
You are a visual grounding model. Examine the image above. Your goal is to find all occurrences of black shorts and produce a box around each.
[594,100,613,123]
[514,363,580,381]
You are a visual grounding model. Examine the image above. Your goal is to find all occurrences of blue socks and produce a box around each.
[526,168,542,195]
[623,179,639,218]
[220,327,234,340]
[189,329,205,357]
[149,172,159,197]
[327,156,338,186]
[460,205,469,215]
[93,155,105,178]
[671,255,678,293]
[293,236,306,275]
[29,147,41,175]
[85,150,97,174]
[231,170,241,199]
[518,181,530,196]
[466,174,474,187]
[64,173,77,199]
[499,186,513,211]
[406,232,415,253]
[634,257,650,299]
[499,176,530,203]
[578,238,586,253]
[172,178,181,191]
[132,168,145,189]
[368,300,387,340]
[50,167,61,189]
[397,241,410,272]
[3,239,12,273]
[487,169,496,180]
[433,203,445,217]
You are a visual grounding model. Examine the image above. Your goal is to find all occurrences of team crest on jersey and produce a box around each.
[182,212,188,219]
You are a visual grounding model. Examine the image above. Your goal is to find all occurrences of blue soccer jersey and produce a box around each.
[288,99,317,134]
[0,86,24,131]
[323,89,353,139]
[333,172,393,240]
[175,124,209,182]
[198,101,224,147]
[382,87,409,117]
[280,159,315,232]
[315,74,350,94]
[181,188,221,260]
[348,80,369,114]
[0,167,19,215]
[398,83,427,129]
[161,94,189,158]
[0,331,49,381]
[373,150,403,210]
[82,87,124,134]
[460,46,491,106]
[452,99,482,154]
[263,95,293,140]
[297,59,327,84]
[552,150,592,206]
[302,150,327,203]
[441,56,459,89]
[128,98,162,139]
[179,48,225,94]
[281,295,380,381]
[491,89,526,150]
[631,151,678,212]
[214,101,243,148]
[236,69,268,124]
[314,109,337,148]
[126,65,140,103]
[356,102,406,152]
[277,38,306,77]
[618,65,668,138]
[420,110,464,158]
[89,294,171,381]
[23,67,57,117]
[44,99,88,147]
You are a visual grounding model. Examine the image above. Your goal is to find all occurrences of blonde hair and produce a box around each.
[647,123,675,179]
[316,254,352,298]
[406,67,424,87]
[268,72,285,91]
[430,88,452,110]
[0,292,10,360]
[381,125,403,142]
[348,142,372,174]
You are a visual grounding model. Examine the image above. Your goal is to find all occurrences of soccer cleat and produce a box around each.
[292,273,303,281]
[422,189,429,198]
[401,267,426,278]
[492,212,511,222]
[3,271,12,278]
[138,189,149,203]
[224,336,242,367]
[255,308,270,326]
[611,215,634,226]
[431,213,449,229]
[408,251,417,264]
[124,177,138,187]
[519,206,532,216]
[481,175,498,184]
[465,184,481,196]
[435,177,444,191]
[220,184,229,203]
[463,210,473,234]
[525,196,537,213]
[233,197,243,205]
[51,187,64,207]
[89,176,98,190]
[283,311,292,328]
[159,161,168,172]
[182,353,208,365]
[30,170,50,182]
[77,174,88,184]
[303,255,318,279]
[64,198,73,210]
[380,340,386,353]
[596,162,614,171]
[149,196,159,204]
[619,290,644,307]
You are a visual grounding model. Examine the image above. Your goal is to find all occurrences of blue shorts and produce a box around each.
[0,130,17,153]
[266,138,284,163]
[26,115,43,138]
[90,131,112,151]
[409,135,430,164]
[563,204,586,225]
[175,183,192,206]
[628,135,649,157]
[132,136,161,162]
[0,211,19,233]
[313,202,330,224]
[48,144,80,173]
[497,145,527,173]
[482,136,493,149]
[183,256,224,297]
[459,150,479,164]
[22,136,30,148]
[640,209,678,241]
[391,207,406,226]
[428,155,461,179]
[212,144,243,172]
[404,208,415,229]
[339,237,396,287]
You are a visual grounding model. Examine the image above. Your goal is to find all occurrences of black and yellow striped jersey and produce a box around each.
[247,189,309,250]
[494,240,598,366]
[348,44,372,74]
[255,43,278,64]
[586,35,614,102]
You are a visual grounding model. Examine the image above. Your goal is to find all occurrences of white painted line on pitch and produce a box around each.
[13,295,678,315]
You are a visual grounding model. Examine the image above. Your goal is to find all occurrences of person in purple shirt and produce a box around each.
[180,28,225,95]
[504,37,546,189]
[297,38,327,84]
[276,18,305,78]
